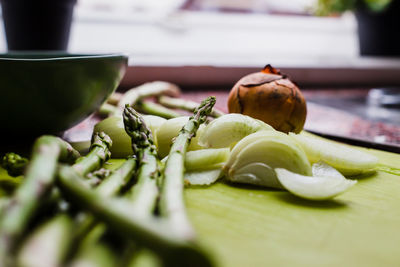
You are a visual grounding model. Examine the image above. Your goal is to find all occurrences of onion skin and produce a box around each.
[227,65,307,134]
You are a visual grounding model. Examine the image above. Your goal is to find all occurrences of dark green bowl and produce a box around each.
[0,53,127,139]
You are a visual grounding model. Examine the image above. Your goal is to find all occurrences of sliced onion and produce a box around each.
[184,169,223,186]
[185,148,230,171]
[276,168,357,201]
[224,131,311,189]
[290,133,378,176]
[198,113,274,148]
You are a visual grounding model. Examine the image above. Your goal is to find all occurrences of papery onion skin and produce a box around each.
[227,65,307,134]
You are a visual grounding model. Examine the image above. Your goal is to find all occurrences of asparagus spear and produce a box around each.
[135,101,181,119]
[0,136,80,266]
[72,132,112,176]
[0,198,8,214]
[69,242,119,267]
[95,157,137,197]
[68,106,162,266]
[67,156,138,254]
[98,103,119,117]
[159,96,216,241]
[158,95,225,118]
[62,106,212,266]
[57,165,212,267]
[1,153,29,177]
[71,106,161,262]
[127,249,162,267]
[99,81,181,117]
[107,91,123,105]
[117,81,181,111]
[123,105,160,216]
[15,133,114,267]
[16,215,74,267]
[87,168,112,180]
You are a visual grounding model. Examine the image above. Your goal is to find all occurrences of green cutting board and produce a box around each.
[184,148,400,267]
[1,147,399,267]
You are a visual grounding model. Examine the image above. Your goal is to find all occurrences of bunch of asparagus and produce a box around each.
[100,81,224,119]
[0,96,216,267]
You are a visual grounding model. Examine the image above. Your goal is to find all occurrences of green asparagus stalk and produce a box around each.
[15,133,113,267]
[69,241,119,267]
[69,106,161,266]
[67,156,138,252]
[123,105,160,217]
[99,103,119,117]
[99,81,181,117]
[57,165,212,267]
[107,91,123,105]
[71,106,161,262]
[95,157,137,197]
[117,81,181,111]
[1,153,29,177]
[0,136,80,266]
[127,249,162,267]
[158,95,225,118]
[16,215,73,267]
[66,106,212,266]
[0,198,8,214]
[134,101,181,119]
[159,96,216,241]
[72,132,112,176]
[87,168,112,180]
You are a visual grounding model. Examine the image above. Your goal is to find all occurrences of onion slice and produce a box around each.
[198,113,274,148]
[224,131,312,189]
[290,133,378,176]
[184,169,223,186]
[275,167,357,201]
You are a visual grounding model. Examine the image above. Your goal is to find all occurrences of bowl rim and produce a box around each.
[0,52,129,61]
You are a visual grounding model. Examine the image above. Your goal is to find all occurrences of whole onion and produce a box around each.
[227,65,307,133]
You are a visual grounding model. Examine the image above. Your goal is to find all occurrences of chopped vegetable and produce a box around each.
[224,131,312,188]
[185,169,223,186]
[185,148,230,171]
[198,113,274,149]
[275,167,357,201]
[290,133,379,176]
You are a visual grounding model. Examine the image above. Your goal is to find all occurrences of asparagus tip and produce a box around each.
[123,105,156,154]
[193,96,216,123]
[1,152,28,177]
[90,132,112,161]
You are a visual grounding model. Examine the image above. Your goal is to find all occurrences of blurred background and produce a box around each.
[1,0,399,146]
[1,0,399,87]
